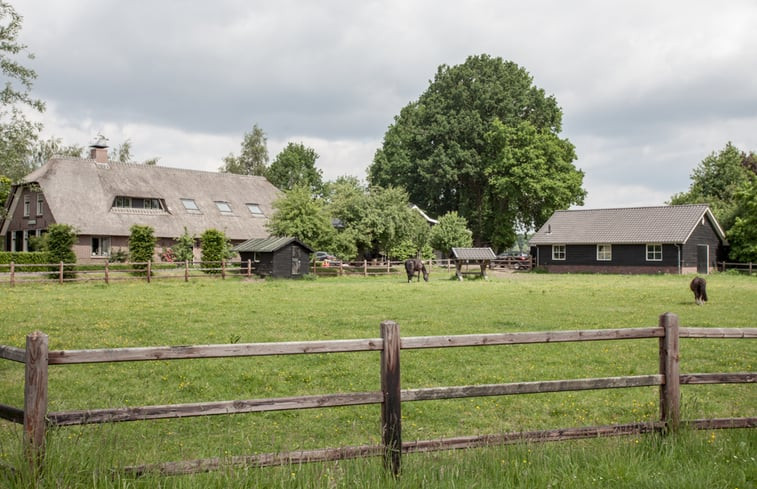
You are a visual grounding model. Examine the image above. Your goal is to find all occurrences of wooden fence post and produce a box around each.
[59,262,63,284]
[104,260,110,285]
[380,320,401,476]
[10,261,14,287]
[364,259,368,277]
[659,312,680,433]
[246,259,252,278]
[184,260,189,282]
[146,261,152,284]
[24,331,49,474]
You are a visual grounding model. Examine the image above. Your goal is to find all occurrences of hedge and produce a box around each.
[0,252,49,265]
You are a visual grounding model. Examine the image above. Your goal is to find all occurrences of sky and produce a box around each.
[14,0,757,210]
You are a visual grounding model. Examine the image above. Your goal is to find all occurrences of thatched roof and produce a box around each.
[19,157,281,241]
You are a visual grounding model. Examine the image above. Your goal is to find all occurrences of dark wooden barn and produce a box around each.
[233,237,313,278]
[528,205,727,274]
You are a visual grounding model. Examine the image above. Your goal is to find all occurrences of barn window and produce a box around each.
[596,244,612,261]
[246,203,265,216]
[646,243,662,261]
[552,244,566,260]
[215,201,233,214]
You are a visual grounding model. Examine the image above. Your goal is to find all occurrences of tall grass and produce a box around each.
[1,273,755,487]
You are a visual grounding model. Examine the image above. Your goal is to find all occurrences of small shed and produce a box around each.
[451,247,497,280]
[233,236,313,278]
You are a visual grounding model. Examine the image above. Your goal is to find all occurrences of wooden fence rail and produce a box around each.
[0,315,754,478]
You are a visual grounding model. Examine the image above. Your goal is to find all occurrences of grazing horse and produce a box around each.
[405,259,429,282]
[690,277,708,305]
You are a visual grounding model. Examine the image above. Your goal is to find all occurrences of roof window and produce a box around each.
[215,201,233,214]
[246,203,264,216]
[181,198,200,213]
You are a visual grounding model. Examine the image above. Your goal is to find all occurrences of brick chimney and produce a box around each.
[89,134,109,163]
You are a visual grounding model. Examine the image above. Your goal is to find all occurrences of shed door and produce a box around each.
[697,245,709,274]
[291,246,302,275]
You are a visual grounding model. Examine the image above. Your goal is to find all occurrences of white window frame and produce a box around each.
[646,243,663,261]
[596,244,612,261]
[552,244,566,260]
[246,203,264,216]
[36,194,44,216]
[144,198,163,210]
[23,196,30,217]
[114,196,132,208]
[215,201,233,214]
[181,198,200,212]
[91,236,111,257]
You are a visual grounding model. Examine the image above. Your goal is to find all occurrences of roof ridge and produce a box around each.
[560,204,709,213]
[51,157,268,180]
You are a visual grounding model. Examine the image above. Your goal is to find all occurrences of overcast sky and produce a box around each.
[15,0,757,209]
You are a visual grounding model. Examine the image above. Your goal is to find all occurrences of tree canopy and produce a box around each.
[0,1,45,183]
[368,54,584,249]
[220,124,269,176]
[267,142,323,193]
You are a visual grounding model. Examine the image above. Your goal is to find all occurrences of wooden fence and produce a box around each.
[719,261,756,274]
[0,314,754,477]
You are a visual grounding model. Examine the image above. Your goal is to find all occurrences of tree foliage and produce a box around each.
[267,142,323,193]
[200,228,234,269]
[266,184,335,252]
[669,142,755,230]
[429,211,473,257]
[172,227,196,263]
[0,2,45,182]
[45,223,77,278]
[220,124,269,176]
[128,224,156,266]
[726,177,757,262]
[368,54,584,247]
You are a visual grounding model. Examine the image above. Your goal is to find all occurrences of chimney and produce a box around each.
[89,134,109,163]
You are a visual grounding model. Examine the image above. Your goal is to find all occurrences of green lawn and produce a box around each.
[0,272,755,487]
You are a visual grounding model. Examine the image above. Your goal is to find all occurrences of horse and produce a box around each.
[405,259,429,282]
[690,276,708,305]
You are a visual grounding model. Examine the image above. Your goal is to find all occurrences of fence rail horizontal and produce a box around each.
[0,345,25,362]
[680,372,756,384]
[0,403,24,423]
[680,327,757,338]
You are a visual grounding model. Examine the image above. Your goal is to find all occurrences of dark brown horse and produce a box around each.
[405,259,429,282]
[690,276,708,305]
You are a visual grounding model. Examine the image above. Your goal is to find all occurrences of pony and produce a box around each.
[690,276,708,305]
[405,259,429,282]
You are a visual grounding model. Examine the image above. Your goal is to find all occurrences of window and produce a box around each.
[91,236,111,257]
[114,196,132,208]
[181,198,200,211]
[144,198,163,210]
[646,243,662,261]
[36,194,44,216]
[23,197,30,217]
[552,244,566,260]
[597,244,612,261]
[215,201,233,214]
[246,203,264,216]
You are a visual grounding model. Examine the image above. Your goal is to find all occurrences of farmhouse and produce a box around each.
[233,236,312,278]
[528,205,727,274]
[1,144,281,263]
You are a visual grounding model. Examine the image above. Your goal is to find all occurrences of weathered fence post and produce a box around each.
[659,312,680,433]
[104,260,110,285]
[58,262,64,284]
[10,261,15,287]
[246,259,252,278]
[24,331,49,474]
[146,261,152,283]
[221,260,226,280]
[380,320,402,476]
[364,259,368,277]
[184,260,189,282]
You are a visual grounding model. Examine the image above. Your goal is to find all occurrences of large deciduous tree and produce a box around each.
[368,54,584,247]
[429,211,473,257]
[727,177,757,262]
[267,142,323,193]
[266,184,336,252]
[0,1,45,182]
[220,124,269,176]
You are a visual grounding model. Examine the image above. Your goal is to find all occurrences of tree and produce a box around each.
[0,2,45,183]
[200,228,234,271]
[128,225,156,274]
[484,119,585,250]
[429,211,473,257]
[220,124,269,175]
[266,184,335,251]
[172,227,196,263]
[27,137,84,168]
[267,142,323,193]
[669,142,755,230]
[727,177,757,262]
[368,54,584,247]
[45,223,76,278]
[362,186,417,259]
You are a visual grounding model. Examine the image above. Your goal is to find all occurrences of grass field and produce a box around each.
[0,272,755,488]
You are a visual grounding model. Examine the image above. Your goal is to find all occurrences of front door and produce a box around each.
[697,244,709,274]
[291,246,302,275]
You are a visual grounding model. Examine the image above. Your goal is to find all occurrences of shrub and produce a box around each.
[128,225,156,275]
[200,229,234,273]
[45,223,77,279]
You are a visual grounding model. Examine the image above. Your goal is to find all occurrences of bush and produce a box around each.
[129,225,156,275]
[45,224,77,279]
[200,229,235,273]
[0,251,49,265]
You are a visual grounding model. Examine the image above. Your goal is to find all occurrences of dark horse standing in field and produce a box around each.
[690,276,708,305]
[405,259,429,282]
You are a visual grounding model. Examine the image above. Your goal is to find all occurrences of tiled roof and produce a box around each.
[528,205,725,245]
[452,247,497,260]
[234,236,313,253]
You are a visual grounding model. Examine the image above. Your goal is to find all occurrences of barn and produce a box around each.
[528,205,727,274]
[233,237,313,278]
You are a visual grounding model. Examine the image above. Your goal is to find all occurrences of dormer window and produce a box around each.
[112,196,166,212]
[114,196,132,208]
[215,201,233,214]
[246,203,264,216]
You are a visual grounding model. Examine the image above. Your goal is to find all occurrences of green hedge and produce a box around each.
[0,251,49,265]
